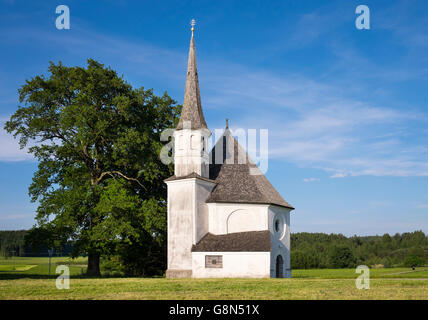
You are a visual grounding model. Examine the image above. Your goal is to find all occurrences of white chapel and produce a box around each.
[165,23,294,278]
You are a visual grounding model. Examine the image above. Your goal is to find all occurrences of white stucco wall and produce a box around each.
[207,203,270,235]
[204,202,292,278]
[195,179,216,243]
[167,182,292,278]
[166,178,215,273]
[166,179,194,271]
[192,252,271,278]
[268,205,292,278]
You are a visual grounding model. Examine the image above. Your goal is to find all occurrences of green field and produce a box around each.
[0,256,88,278]
[293,268,428,279]
[1,257,427,300]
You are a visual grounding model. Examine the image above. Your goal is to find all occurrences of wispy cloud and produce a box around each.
[330,173,347,179]
[203,64,428,177]
[0,213,33,220]
[1,13,427,179]
[0,24,186,83]
[303,177,319,183]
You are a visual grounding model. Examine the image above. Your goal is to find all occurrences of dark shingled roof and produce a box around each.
[176,32,208,130]
[206,129,294,209]
[191,231,271,252]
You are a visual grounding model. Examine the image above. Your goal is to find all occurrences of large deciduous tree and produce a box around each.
[4,59,180,275]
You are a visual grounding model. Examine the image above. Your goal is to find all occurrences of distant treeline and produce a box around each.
[0,230,72,257]
[2,230,427,269]
[291,231,428,269]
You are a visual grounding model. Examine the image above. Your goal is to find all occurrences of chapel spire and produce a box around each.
[176,19,208,130]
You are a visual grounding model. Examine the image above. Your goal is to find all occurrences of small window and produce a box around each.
[205,255,223,268]
[191,135,198,150]
[177,134,184,150]
[275,219,280,233]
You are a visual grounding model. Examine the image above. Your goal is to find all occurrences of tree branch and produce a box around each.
[96,170,145,188]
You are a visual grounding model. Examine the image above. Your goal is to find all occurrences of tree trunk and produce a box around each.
[86,252,100,276]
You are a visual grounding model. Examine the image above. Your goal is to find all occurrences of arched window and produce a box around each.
[276,255,284,278]
[227,210,260,234]
[273,214,285,240]
[191,134,198,150]
[177,134,183,150]
[275,219,280,232]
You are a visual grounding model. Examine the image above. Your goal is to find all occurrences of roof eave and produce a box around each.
[205,199,294,210]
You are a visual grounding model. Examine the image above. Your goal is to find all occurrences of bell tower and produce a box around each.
[174,19,211,177]
[165,20,216,278]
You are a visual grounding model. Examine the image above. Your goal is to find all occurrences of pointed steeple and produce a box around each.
[176,21,208,130]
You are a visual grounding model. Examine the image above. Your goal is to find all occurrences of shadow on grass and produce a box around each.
[0,272,165,280]
[0,273,101,280]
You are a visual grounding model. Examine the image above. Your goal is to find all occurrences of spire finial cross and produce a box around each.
[191,19,196,34]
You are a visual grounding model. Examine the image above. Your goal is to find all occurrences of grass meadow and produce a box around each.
[1,257,427,300]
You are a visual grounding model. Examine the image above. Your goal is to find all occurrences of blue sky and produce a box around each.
[0,0,427,235]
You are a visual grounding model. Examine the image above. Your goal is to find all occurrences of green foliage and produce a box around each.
[403,255,425,268]
[403,247,426,267]
[0,230,27,257]
[4,59,181,276]
[382,257,392,268]
[291,231,428,269]
[291,249,321,269]
[100,255,125,276]
[328,246,356,268]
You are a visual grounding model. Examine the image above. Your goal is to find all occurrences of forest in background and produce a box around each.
[1,230,427,270]
[0,230,73,257]
[291,231,428,269]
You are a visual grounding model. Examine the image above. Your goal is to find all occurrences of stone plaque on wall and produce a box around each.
[205,255,223,268]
